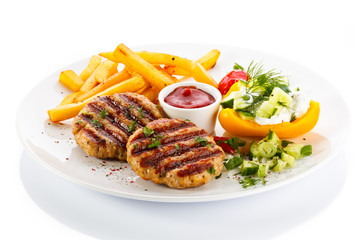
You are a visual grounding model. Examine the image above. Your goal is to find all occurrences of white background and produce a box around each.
[1,0,359,239]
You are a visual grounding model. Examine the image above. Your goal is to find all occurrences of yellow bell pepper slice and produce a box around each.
[218,100,320,138]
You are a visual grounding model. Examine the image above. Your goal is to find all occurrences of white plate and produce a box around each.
[16,43,349,202]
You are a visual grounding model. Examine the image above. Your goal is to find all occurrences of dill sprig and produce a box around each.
[243,60,289,96]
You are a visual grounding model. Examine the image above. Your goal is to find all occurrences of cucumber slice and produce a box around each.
[257,163,269,178]
[272,159,287,172]
[264,130,281,146]
[258,142,277,158]
[220,91,242,109]
[283,143,304,159]
[249,141,260,160]
[255,101,277,118]
[238,79,248,88]
[223,156,243,170]
[268,156,279,170]
[241,160,259,176]
[281,151,296,168]
[269,87,292,107]
[237,110,255,120]
[233,95,252,110]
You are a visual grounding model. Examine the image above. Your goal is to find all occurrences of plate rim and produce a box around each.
[16,43,351,203]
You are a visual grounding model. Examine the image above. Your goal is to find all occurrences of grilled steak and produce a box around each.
[72,92,162,160]
[126,118,225,188]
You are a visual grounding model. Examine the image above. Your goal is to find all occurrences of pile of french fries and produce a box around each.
[48,43,220,122]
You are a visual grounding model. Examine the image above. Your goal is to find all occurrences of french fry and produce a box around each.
[191,62,218,88]
[48,76,146,122]
[59,70,85,91]
[95,60,118,83]
[153,65,179,82]
[60,92,82,105]
[164,49,220,76]
[113,43,175,90]
[80,70,98,92]
[75,68,131,102]
[141,86,159,103]
[99,51,118,62]
[101,51,194,72]
[79,55,101,81]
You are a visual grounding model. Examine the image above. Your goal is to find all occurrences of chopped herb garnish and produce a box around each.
[133,144,138,148]
[233,62,244,70]
[223,156,244,170]
[206,167,216,174]
[143,126,154,137]
[148,139,161,149]
[91,119,102,128]
[127,121,137,132]
[224,137,246,150]
[215,173,222,179]
[238,176,261,188]
[184,119,191,122]
[80,110,91,116]
[175,144,181,151]
[147,134,164,149]
[194,136,208,146]
[137,106,144,119]
[76,120,83,124]
[100,109,108,118]
[128,105,134,109]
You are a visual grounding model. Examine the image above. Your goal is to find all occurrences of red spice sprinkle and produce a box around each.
[109,172,113,175]
[124,166,127,168]
[116,169,120,171]
[92,168,96,171]
[65,158,69,160]
[102,161,107,164]
[130,181,134,183]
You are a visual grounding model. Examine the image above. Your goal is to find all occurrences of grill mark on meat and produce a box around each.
[117,94,158,121]
[79,114,127,148]
[82,128,106,147]
[130,120,195,141]
[157,148,222,174]
[177,162,214,177]
[87,102,132,136]
[130,129,208,155]
[98,96,143,127]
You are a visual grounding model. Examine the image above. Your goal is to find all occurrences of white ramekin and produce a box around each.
[158,82,222,134]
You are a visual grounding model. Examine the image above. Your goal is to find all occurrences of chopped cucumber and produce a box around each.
[249,141,260,160]
[258,142,277,158]
[241,160,259,176]
[238,79,248,88]
[257,163,269,178]
[264,130,281,146]
[268,156,279,170]
[237,110,255,120]
[272,159,287,172]
[269,87,292,107]
[220,91,242,109]
[223,156,243,170]
[283,143,304,159]
[255,101,277,118]
[233,95,252,110]
[281,151,295,168]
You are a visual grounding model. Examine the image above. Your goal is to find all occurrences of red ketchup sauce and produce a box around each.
[164,86,215,109]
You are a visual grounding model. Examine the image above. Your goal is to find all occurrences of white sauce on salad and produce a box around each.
[254,90,310,125]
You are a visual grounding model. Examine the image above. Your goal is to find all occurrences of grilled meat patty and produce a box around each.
[72,92,162,160]
[126,118,225,188]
